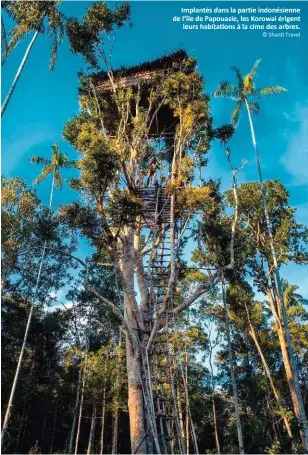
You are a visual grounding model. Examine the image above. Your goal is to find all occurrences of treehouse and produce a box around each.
[82,50,194,138]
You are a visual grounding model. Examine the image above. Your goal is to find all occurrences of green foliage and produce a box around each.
[214,60,287,126]
[3,0,65,70]
[107,191,144,227]
[225,180,308,273]
[66,2,130,68]
[1,176,77,305]
[30,142,77,189]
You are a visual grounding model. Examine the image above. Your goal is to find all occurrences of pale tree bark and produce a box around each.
[245,100,308,451]
[87,406,97,455]
[122,228,147,454]
[99,400,106,455]
[222,279,244,454]
[1,30,39,117]
[69,367,82,453]
[177,387,185,443]
[112,332,122,455]
[99,361,108,455]
[185,352,190,455]
[244,302,292,438]
[75,345,88,455]
[208,336,221,454]
[126,336,146,454]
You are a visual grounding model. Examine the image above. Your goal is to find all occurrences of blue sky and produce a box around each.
[2,1,308,297]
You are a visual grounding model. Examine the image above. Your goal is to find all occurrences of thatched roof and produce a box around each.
[91,49,189,92]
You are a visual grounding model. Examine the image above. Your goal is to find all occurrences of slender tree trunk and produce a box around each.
[69,366,82,453]
[75,345,88,455]
[87,406,97,455]
[222,280,244,454]
[185,355,189,455]
[50,404,58,454]
[99,362,107,455]
[169,349,185,454]
[177,387,185,443]
[208,346,220,454]
[112,408,119,455]
[1,30,39,117]
[244,302,292,438]
[112,332,122,454]
[245,100,308,451]
[1,174,55,447]
[99,398,106,455]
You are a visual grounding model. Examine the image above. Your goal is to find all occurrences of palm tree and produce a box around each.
[1,143,76,445]
[214,62,308,451]
[1,1,65,117]
[30,142,77,206]
[1,16,8,65]
[282,280,308,309]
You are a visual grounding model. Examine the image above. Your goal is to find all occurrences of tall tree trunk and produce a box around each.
[122,229,147,454]
[69,367,82,453]
[1,30,39,117]
[244,302,292,438]
[87,406,97,455]
[1,174,55,447]
[208,345,220,454]
[99,365,107,455]
[177,387,185,443]
[112,331,122,454]
[126,336,146,454]
[245,100,308,451]
[112,408,119,455]
[222,280,244,454]
[99,399,106,455]
[75,346,88,455]
[50,404,58,454]
[185,355,189,455]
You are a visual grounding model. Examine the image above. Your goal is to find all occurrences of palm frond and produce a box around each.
[1,1,17,21]
[1,17,8,65]
[61,160,79,169]
[231,99,244,127]
[47,11,65,71]
[51,142,60,159]
[7,24,30,56]
[253,86,287,98]
[33,165,54,185]
[214,81,241,100]
[29,156,51,166]
[250,59,262,82]
[248,102,260,116]
[54,169,63,189]
[231,66,244,90]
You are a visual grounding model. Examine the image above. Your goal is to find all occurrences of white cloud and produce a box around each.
[280,103,308,186]
[2,127,54,173]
